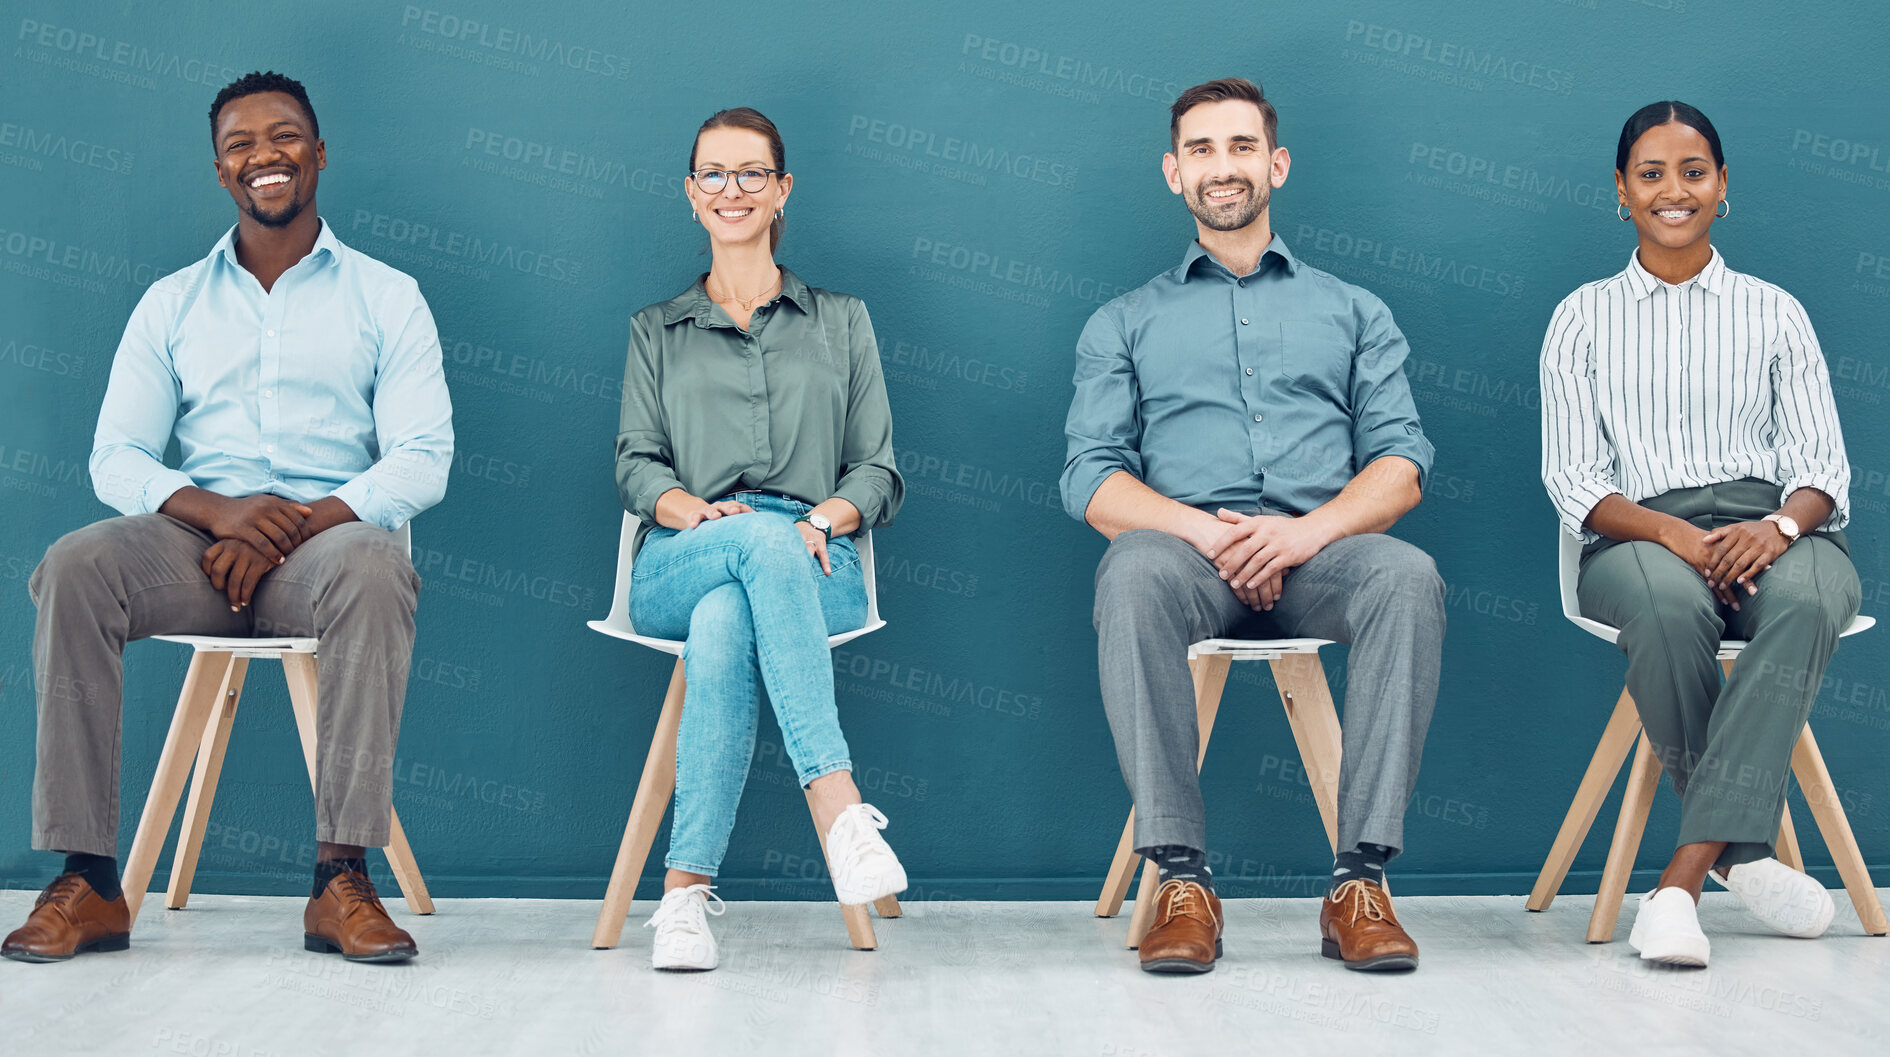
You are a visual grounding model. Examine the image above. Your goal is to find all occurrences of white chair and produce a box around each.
[119,522,433,923]
[1093,635,1342,949]
[587,511,902,950]
[1527,531,1886,939]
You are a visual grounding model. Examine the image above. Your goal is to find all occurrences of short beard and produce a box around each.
[244,194,306,229]
[1184,178,1268,232]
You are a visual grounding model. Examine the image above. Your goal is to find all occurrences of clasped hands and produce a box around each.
[1671,520,1791,611]
[1200,509,1333,611]
[200,495,316,611]
[679,498,835,575]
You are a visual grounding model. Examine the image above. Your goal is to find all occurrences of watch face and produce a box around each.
[808,513,831,531]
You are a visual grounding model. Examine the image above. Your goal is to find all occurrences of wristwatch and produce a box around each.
[796,512,832,542]
[1762,514,1801,542]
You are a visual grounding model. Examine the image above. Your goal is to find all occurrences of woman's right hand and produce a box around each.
[1664,526,1743,609]
[681,499,753,529]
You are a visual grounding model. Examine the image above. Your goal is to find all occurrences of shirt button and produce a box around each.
[266,329,276,337]
[1240,318,1250,325]
[264,444,276,453]
[1238,279,1246,287]
[262,389,273,398]
[1245,368,1254,376]
[1253,414,1264,422]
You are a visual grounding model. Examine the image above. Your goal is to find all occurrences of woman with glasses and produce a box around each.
[614,107,908,971]
[1540,101,1859,969]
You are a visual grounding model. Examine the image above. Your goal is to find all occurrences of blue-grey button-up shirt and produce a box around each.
[1061,237,1433,522]
[90,219,454,532]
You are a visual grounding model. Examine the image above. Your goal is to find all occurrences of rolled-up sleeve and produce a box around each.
[615,312,686,522]
[1348,294,1434,488]
[1771,296,1850,530]
[329,279,454,531]
[91,286,195,515]
[1061,303,1143,523]
[831,299,904,530]
[1539,297,1619,540]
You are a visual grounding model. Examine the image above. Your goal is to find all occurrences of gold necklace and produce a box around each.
[708,270,781,311]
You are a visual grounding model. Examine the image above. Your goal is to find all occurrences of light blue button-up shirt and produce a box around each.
[1062,237,1433,522]
[90,219,453,532]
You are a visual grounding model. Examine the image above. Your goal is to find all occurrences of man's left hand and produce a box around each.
[1205,510,1333,602]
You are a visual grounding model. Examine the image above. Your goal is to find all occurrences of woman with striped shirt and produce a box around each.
[1539,101,1860,969]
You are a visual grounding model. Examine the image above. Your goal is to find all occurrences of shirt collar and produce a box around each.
[658,266,815,326]
[1180,235,1298,282]
[1624,245,1726,300]
[211,216,342,273]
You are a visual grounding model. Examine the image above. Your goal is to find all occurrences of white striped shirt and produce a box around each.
[1540,249,1850,541]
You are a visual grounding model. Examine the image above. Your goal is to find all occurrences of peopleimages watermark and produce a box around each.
[845,115,1076,190]
[1293,224,1521,299]
[957,34,1180,105]
[0,120,134,176]
[0,225,169,291]
[1406,143,1614,214]
[14,18,239,91]
[397,7,629,79]
[348,210,583,285]
[1341,21,1572,95]
[910,236,1131,308]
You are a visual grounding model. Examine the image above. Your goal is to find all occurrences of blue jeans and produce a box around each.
[629,491,867,876]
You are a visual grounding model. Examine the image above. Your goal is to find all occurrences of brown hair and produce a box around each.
[1169,77,1277,153]
[690,107,787,252]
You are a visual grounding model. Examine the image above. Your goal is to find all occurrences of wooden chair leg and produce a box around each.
[283,653,434,915]
[1095,809,1141,918]
[165,658,251,909]
[382,808,435,915]
[1790,725,1889,935]
[1528,688,1641,911]
[1776,804,1804,873]
[592,658,687,949]
[1124,858,1161,949]
[1271,652,1342,854]
[806,788,878,951]
[872,895,902,918]
[123,651,235,923]
[1587,731,1662,943]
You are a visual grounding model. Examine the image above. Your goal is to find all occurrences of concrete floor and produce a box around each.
[2,888,1884,1056]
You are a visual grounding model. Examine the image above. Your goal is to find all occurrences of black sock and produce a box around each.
[1145,845,1214,893]
[62,853,122,901]
[1330,842,1393,895]
[312,857,369,897]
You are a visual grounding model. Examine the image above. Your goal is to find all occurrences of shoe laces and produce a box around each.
[334,868,384,909]
[1156,879,1214,923]
[38,872,88,908]
[646,884,725,935]
[1331,878,1391,926]
[833,804,891,874]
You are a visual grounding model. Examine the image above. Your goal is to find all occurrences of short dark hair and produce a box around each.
[209,71,319,146]
[690,107,788,252]
[1615,101,1723,173]
[1170,77,1277,152]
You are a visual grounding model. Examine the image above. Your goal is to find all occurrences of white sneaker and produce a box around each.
[1628,887,1710,967]
[825,803,908,905]
[644,884,725,971]
[1710,858,1835,938]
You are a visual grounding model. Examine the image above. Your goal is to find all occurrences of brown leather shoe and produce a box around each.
[1320,878,1418,971]
[1138,879,1223,973]
[303,866,416,963]
[2,873,132,962]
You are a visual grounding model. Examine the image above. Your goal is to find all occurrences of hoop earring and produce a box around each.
[689,208,698,224]
[1715,200,1729,219]
[1617,204,1631,222]
[775,208,784,220]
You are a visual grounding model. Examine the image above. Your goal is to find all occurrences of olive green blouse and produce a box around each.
[615,267,904,552]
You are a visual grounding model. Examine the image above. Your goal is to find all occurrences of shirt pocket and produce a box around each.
[1279,320,1354,405]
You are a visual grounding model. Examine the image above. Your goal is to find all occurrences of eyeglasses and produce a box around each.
[689,168,784,194]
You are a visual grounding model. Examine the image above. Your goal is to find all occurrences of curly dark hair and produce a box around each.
[209,71,319,145]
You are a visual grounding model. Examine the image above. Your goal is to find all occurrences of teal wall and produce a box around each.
[4,0,1888,901]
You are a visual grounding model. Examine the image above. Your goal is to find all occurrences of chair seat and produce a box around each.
[1565,614,1875,656]
[1190,636,1333,660]
[586,618,888,655]
[149,634,318,656]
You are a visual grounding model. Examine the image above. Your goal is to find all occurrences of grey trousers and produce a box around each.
[1577,479,1860,868]
[1093,527,1444,860]
[29,514,420,856]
